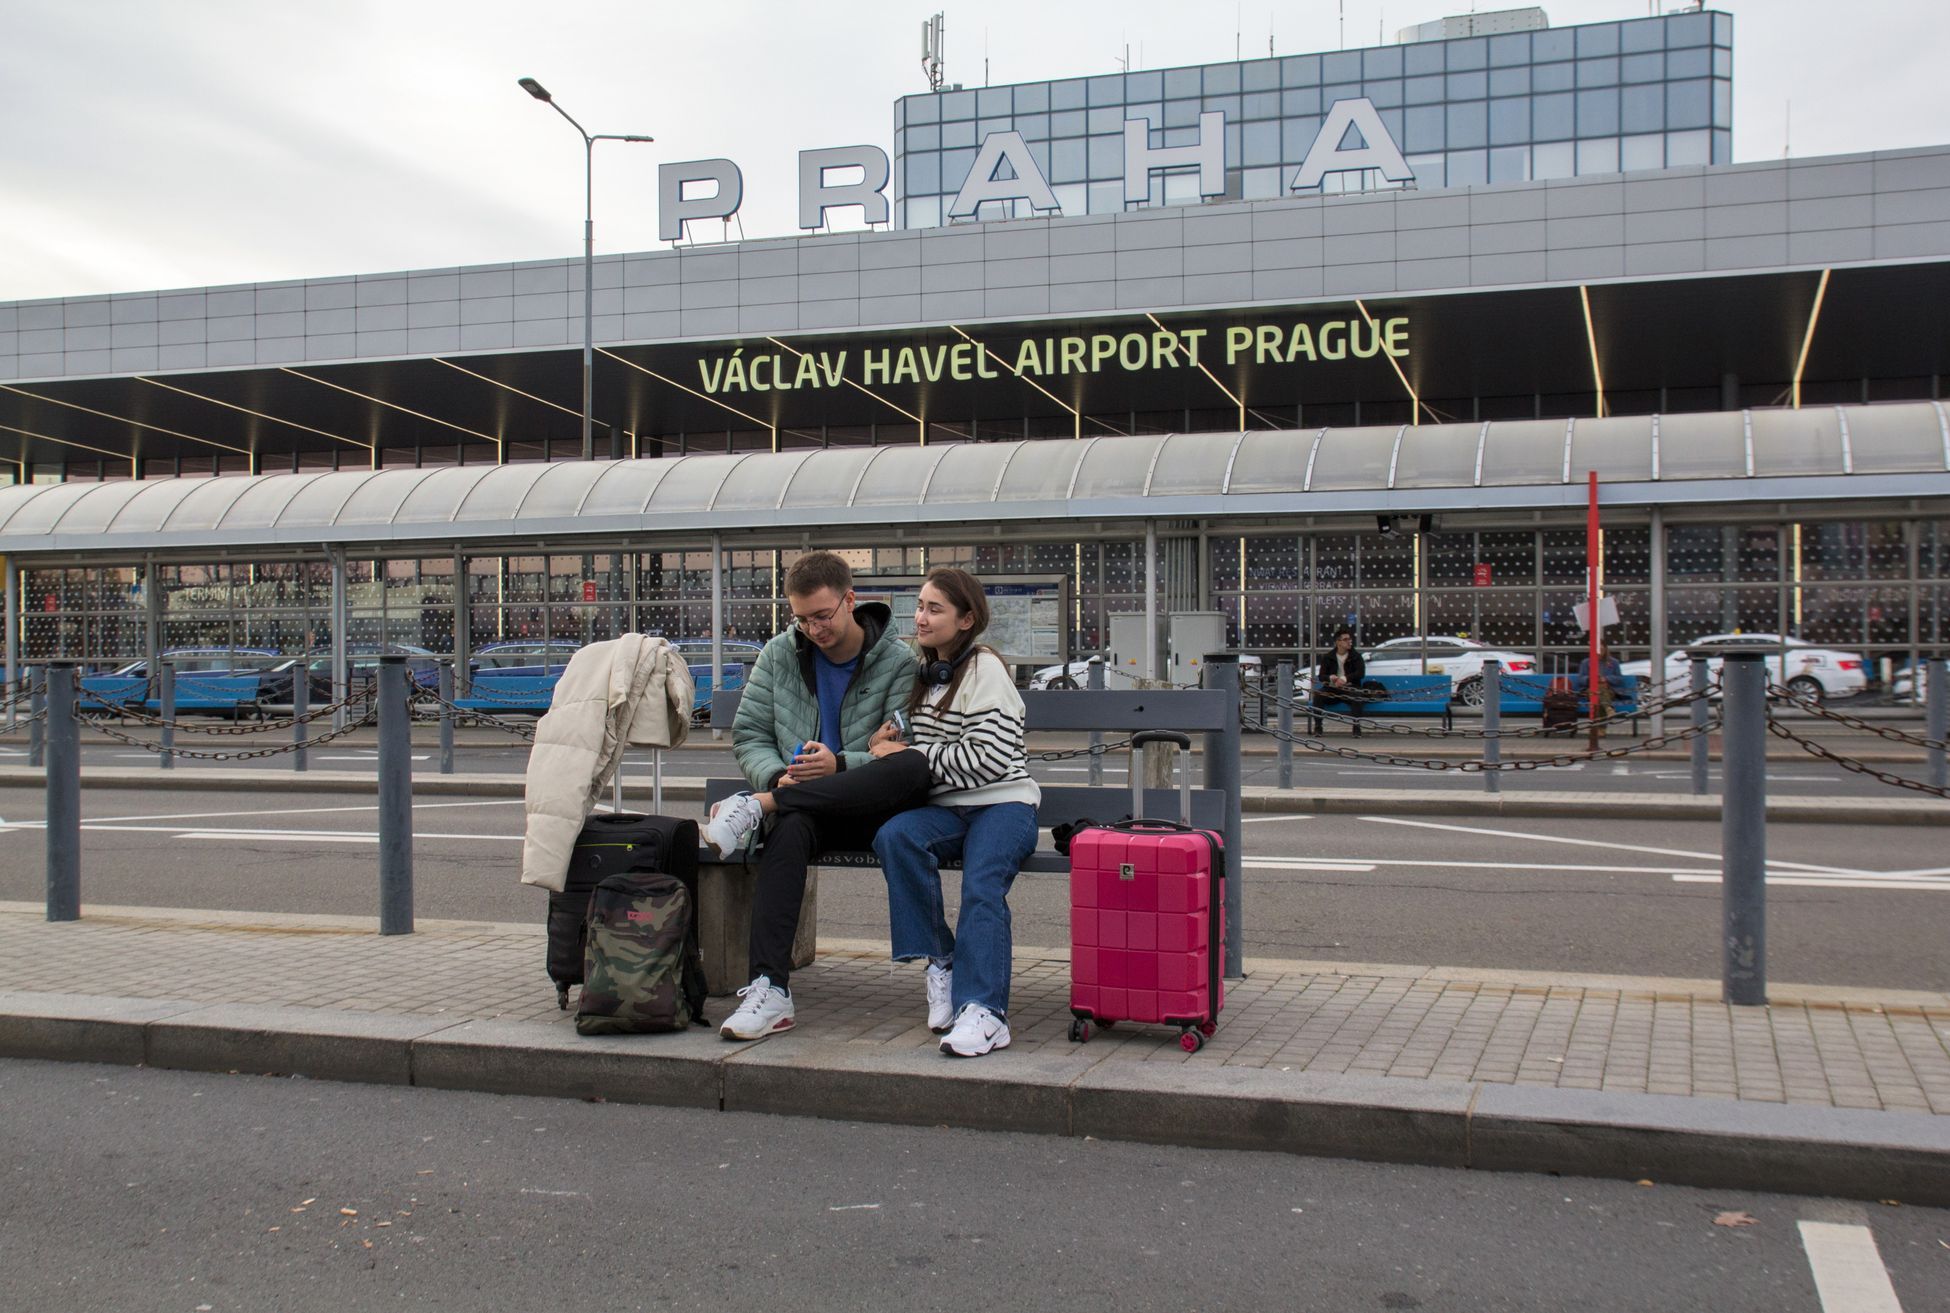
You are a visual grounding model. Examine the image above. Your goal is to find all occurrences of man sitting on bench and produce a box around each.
[1310,626,1374,737]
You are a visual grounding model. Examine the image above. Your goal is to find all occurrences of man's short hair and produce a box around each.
[784,551,852,599]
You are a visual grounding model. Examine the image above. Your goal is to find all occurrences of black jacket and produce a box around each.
[1315,648,1365,691]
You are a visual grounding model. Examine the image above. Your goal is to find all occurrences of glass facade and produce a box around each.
[893,9,1732,227]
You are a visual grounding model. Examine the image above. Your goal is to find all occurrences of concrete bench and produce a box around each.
[693,686,1237,993]
[1313,674,1455,730]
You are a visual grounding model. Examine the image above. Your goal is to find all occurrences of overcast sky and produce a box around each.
[2,0,1944,303]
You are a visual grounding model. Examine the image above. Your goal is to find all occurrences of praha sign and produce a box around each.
[695,315,1412,396]
[660,97,1411,241]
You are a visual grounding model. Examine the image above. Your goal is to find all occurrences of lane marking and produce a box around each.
[1358,815,1870,876]
[1675,875,1950,892]
[176,830,522,844]
[1241,815,1315,824]
[77,800,523,824]
[1798,1221,1905,1313]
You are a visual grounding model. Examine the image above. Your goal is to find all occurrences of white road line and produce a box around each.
[1249,857,1722,876]
[1798,1221,1905,1313]
[80,800,523,824]
[1674,875,1950,892]
[1242,860,1378,872]
[1358,815,1870,876]
[1241,815,1315,824]
[177,831,522,844]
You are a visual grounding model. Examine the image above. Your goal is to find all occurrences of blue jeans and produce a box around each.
[874,801,1039,1018]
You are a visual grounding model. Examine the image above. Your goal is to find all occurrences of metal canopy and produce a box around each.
[1,400,1944,560]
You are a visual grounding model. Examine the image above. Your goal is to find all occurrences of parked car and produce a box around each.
[1346,637,1538,706]
[469,639,582,676]
[276,643,440,702]
[1027,655,1262,690]
[671,638,764,717]
[1620,633,1867,703]
[80,647,289,715]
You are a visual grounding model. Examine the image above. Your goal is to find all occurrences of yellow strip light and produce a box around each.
[1355,298,1425,427]
[1791,268,1832,410]
[595,348,776,444]
[946,325,1078,437]
[1149,313,1243,433]
[279,368,501,468]
[768,337,923,434]
[0,420,137,472]
[1578,285,1607,419]
[0,382,252,457]
[136,376,368,452]
[435,358,585,420]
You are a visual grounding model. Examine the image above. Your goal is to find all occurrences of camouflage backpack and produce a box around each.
[574,869,708,1035]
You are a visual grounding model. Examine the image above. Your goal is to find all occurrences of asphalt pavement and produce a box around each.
[4,1059,1942,1313]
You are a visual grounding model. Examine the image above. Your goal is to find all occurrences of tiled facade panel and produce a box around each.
[0,146,1947,384]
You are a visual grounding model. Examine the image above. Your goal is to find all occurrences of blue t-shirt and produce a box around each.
[812,649,860,755]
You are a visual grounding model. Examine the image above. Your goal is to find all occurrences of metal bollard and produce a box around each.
[438,662,455,776]
[1276,660,1293,790]
[28,666,45,769]
[1482,659,1502,794]
[613,755,625,812]
[45,664,80,922]
[1087,658,1105,787]
[1201,656,1245,980]
[652,747,664,814]
[1719,652,1767,1006]
[1928,657,1947,791]
[376,656,414,935]
[158,661,175,770]
[292,667,309,772]
[1690,656,1710,796]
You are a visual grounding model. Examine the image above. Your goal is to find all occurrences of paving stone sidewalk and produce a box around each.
[5,902,1946,1115]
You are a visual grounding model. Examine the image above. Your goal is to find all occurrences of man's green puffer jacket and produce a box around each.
[731,601,915,790]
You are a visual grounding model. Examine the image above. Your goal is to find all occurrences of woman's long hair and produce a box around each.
[906,567,993,717]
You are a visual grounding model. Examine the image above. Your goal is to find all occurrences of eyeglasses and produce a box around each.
[791,598,849,631]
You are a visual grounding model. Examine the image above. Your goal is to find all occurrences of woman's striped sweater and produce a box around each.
[912,650,1042,808]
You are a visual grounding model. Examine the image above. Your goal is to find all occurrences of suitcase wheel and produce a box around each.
[1179,1029,1204,1054]
[1069,1018,1091,1043]
[1198,1020,1217,1038]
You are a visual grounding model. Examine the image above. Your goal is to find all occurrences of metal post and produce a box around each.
[710,531,725,741]
[158,660,175,771]
[1690,656,1710,796]
[4,560,17,731]
[1143,520,1158,680]
[330,549,349,732]
[1928,656,1947,790]
[376,656,414,935]
[1201,656,1245,980]
[437,661,455,775]
[1720,652,1767,1006]
[1649,507,1666,738]
[292,663,309,772]
[1087,657,1105,786]
[652,747,664,813]
[45,664,79,922]
[613,754,624,812]
[1276,659,1293,789]
[28,666,44,769]
[1482,658,1502,794]
[581,135,595,461]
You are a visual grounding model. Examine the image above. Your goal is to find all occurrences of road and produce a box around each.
[2,728,1939,797]
[1,1060,1940,1313]
[3,785,1946,991]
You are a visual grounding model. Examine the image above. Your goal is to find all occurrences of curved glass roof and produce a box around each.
[1,401,1943,557]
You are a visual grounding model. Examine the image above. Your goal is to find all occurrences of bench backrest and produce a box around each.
[1497,672,1639,714]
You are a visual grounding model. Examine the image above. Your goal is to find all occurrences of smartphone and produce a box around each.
[890,710,908,736]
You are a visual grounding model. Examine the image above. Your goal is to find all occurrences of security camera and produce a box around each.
[1375,514,1433,536]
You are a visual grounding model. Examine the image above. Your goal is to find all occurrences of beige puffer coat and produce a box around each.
[519,634,694,892]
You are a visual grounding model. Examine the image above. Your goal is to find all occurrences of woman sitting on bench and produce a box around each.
[1310,626,1373,737]
[868,568,1041,1059]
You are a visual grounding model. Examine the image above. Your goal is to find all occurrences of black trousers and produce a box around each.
[748,749,933,989]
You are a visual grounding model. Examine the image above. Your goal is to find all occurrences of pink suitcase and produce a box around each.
[1068,730,1225,1052]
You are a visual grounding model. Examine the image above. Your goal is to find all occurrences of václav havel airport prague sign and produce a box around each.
[658,97,1413,241]
[693,316,1412,397]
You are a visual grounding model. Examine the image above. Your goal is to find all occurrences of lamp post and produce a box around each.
[519,77,654,460]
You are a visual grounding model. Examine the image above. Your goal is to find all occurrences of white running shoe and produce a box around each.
[940,1002,1009,1057]
[719,976,795,1041]
[925,963,954,1033]
[703,791,764,856]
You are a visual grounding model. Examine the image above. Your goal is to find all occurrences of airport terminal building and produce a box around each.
[2,7,1947,685]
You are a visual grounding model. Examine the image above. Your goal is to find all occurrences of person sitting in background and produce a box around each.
[1573,644,1632,720]
[1309,627,1368,737]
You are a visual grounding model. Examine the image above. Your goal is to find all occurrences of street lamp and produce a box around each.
[518,77,654,460]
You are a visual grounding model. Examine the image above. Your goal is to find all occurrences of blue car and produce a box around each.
[457,638,758,715]
[80,647,287,716]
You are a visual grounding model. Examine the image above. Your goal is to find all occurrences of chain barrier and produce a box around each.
[1250,680,1715,740]
[447,679,556,708]
[1763,719,1950,800]
[1244,710,1722,771]
[1765,682,1948,751]
[76,686,369,734]
[410,687,537,741]
[1031,735,1137,762]
[72,702,379,762]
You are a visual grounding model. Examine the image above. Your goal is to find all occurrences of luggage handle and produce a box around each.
[1130,731,1195,827]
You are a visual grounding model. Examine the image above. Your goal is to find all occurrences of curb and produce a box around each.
[2,991,1945,1207]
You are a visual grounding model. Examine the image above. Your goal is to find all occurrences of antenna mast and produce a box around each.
[922,12,945,93]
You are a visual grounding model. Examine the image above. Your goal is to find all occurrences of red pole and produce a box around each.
[1587,470,1601,731]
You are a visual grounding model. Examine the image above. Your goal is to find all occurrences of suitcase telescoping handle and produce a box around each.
[1130,730,1194,828]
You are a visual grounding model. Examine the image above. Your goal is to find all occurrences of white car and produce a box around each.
[1027,655,1262,690]
[1620,634,1867,703]
[1350,637,1540,706]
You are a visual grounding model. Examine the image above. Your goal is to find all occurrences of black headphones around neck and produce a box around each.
[921,643,976,687]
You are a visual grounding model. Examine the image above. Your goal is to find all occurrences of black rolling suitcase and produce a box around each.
[547,812,700,1008]
[1540,686,1581,734]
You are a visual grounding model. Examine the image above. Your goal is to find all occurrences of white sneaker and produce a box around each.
[704,791,764,856]
[940,1002,1009,1057]
[925,963,954,1033]
[719,976,795,1041]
